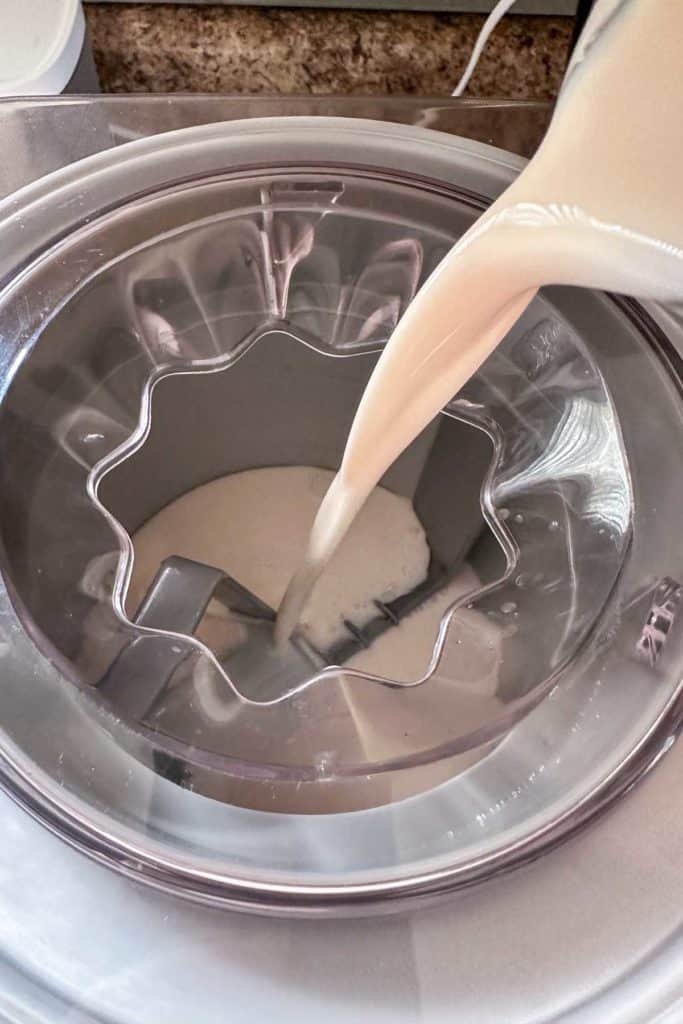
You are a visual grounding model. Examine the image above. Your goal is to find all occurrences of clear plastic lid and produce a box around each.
[0,116,681,912]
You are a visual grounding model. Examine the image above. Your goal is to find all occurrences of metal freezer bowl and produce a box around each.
[1,155,633,817]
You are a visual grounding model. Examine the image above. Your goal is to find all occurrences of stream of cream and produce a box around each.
[276,0,683,643]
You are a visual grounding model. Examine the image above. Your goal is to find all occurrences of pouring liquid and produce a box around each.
[276,0,683,644]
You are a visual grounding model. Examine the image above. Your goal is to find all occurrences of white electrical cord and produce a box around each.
[452,0,520,96]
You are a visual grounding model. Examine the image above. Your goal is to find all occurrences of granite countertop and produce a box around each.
[85,3,572,98]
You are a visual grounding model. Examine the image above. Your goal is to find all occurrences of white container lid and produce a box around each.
[0,0,85,97]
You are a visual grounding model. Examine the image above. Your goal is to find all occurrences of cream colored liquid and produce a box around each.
[81,466,471,687]
[113,465,499,698]
[126,466,430,656]
[277,1,683,643]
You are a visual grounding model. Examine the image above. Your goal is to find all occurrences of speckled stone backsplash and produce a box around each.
[84,3,572,97]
